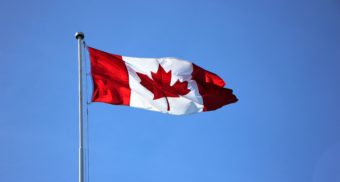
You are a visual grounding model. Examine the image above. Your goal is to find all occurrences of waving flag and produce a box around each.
[88,47,238,115]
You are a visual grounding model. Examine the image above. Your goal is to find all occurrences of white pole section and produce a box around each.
[75,32,85,182]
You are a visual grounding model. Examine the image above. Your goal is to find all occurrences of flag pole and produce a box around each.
[75,32,85,182]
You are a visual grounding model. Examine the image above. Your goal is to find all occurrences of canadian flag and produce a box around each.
[88,47,238,115]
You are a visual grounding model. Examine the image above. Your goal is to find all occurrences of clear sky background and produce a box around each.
[1,0,340,182]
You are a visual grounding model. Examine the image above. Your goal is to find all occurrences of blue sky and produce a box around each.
[1,0,340,182]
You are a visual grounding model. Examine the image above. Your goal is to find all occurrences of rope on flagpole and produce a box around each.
[83,41,91,182]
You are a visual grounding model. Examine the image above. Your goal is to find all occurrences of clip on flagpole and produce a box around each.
[75,32,85,182]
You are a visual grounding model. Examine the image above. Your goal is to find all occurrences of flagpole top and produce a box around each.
[75,32,85,40]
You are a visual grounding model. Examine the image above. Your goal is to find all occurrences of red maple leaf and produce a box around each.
[136,65,191,111]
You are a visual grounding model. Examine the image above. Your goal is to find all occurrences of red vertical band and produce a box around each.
[192,64,238,111]
[88,47,131,106]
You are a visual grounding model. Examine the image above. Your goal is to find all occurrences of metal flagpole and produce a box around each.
[75,32,85,182]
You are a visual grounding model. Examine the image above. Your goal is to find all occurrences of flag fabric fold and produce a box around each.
[88,46,238,115]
